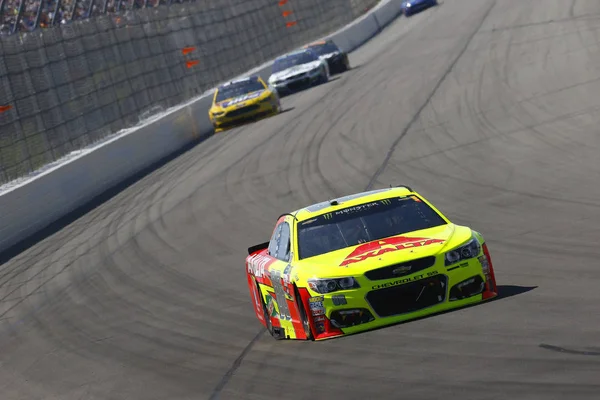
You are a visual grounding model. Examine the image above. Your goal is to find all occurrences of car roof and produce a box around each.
[304,39,331,47]
[291,186,415,222]
[276,49,316,60]
[218,75,260,89]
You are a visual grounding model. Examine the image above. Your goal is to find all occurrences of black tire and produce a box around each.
[320,68,328,84]
[295,287,314,340]
[256,282,278,339]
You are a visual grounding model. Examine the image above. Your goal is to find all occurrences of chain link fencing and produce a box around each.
[0,0,379,185]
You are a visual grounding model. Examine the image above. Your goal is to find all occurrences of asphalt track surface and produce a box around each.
[2,0,600,398]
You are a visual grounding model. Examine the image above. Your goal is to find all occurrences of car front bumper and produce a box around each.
[272,71,323,95]
[299,247,498,340]
[212,99,279,131]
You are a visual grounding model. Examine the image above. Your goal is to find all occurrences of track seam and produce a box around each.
[209,328,266,400]
[365,0,497,191]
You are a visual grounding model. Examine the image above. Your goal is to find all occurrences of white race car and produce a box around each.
[268,49,330,96]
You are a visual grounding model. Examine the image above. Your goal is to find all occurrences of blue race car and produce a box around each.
[401,0,437,16]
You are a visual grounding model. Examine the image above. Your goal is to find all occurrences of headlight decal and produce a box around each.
[444,235,481,267]
[308,277,360,294]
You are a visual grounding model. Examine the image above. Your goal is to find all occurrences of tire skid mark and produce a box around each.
[540,343,600,356]
[365,0,497,190]
[405,163,600,209]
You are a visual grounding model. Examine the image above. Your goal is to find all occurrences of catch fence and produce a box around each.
[0,0,378,184]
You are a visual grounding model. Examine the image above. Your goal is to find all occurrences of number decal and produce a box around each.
[270,269,291,321]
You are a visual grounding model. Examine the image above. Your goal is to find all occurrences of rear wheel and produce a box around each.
[256,282,279,339]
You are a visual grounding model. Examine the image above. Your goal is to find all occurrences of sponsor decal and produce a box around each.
[220,91,263,107]
[283,264,293,285]
[331,294,347,306]
[311,308,325,316]
[334,202,380,216]
[266,294,278,317]
[309,296,326,316]
[392,265,412,275]
[313,315,326,322]
[340,236,445,266]
[309,301,324,309]
[372,271,439,290]
[315,321,325,333]
[247,253,272,278]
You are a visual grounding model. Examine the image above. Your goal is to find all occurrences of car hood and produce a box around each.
[216,90,266,108]
[294,224,473,279]
[269,61,322,81]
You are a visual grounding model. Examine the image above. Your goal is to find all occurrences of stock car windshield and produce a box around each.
[215,78,265,102]
[273,51,318,73]
[297,196,447,259]
[308,41,340,55]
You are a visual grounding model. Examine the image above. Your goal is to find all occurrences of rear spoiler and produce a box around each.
[248,241,269,255]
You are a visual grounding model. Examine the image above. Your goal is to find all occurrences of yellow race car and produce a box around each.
[246,186,498,340]
[209,75,281,132]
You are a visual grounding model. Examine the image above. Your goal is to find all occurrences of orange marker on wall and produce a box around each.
[182,46,196,55]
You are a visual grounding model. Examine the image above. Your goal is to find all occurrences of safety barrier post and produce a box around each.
[11,0,25,34]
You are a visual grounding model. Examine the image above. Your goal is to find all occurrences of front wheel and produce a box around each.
[295,287,314,340]
[319,67,329,84]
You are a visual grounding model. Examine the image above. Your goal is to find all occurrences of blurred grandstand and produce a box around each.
[0,0,194,35]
